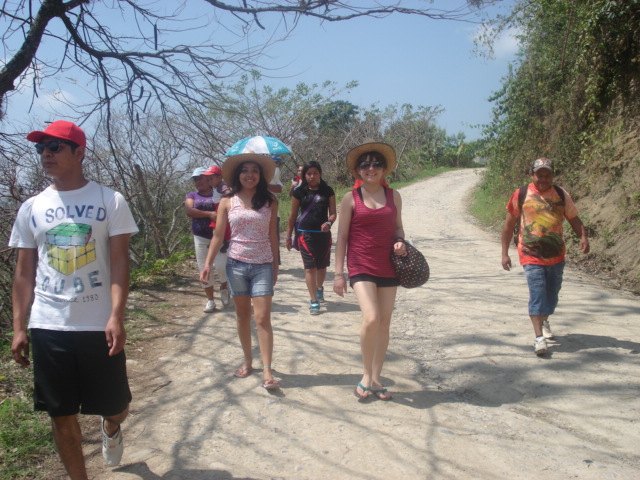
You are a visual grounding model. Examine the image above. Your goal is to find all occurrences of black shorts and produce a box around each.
[298,231,331,270]
[350,274,400,288]
[31,329,132,417]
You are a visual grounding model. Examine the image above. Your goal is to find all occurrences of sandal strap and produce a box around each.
[357,381,371,391]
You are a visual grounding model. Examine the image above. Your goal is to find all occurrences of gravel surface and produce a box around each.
[77,169,640,480]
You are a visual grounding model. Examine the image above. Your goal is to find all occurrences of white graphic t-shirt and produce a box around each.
[9,181,139,331]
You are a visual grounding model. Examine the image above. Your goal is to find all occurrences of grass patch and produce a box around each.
[0,376,55,480]
[389,167,454,190]
[469,184,507,229]
[131,251,192,289]
[1,340,55,480]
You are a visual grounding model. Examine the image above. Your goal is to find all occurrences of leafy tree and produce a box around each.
[314,100,360,133]
[480,0,640,194]
[383,103,444,179]
[174,71,358,183]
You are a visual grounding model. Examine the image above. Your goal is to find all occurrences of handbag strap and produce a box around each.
[298,193,320,224]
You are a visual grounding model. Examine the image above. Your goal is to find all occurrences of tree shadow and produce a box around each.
[551,333,640,354]
[114,462,255,479]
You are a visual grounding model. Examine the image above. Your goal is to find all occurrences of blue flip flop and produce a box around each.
[372,387,392,401]
[354,382,371,399]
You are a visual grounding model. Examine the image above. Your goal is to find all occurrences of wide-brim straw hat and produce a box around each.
[346,139,396,178]
[221,153,276,186]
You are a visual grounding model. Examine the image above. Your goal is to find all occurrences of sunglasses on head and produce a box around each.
[35,140,69,154]
[358,161,384,170]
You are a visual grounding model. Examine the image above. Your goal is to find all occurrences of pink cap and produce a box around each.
[203,165,222,176]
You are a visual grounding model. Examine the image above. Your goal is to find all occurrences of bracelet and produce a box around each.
[326,221,333,227]
[395,237,405,243]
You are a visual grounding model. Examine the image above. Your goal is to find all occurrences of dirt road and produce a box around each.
[81,169,640,479]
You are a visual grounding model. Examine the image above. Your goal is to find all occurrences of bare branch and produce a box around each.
[1,1,496,122]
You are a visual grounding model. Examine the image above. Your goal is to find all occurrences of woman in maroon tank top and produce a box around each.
[333,140,407,401]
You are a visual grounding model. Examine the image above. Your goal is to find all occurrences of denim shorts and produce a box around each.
[226,257,274,297]
[523,262,565,316]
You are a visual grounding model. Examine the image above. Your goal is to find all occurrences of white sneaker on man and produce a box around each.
[542,320,554,339]
[220,288,231,307]
[102,418,124,466]
[203,300,216,313]
[534,337,548,356]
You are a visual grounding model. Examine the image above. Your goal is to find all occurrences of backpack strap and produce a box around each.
[517,185,528,211]
[514,184,566,247]
[518,184,565,210]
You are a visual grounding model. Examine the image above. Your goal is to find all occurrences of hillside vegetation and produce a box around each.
[479,0,640,293]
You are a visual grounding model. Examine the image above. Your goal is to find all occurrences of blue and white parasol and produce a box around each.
[225,136,292,156]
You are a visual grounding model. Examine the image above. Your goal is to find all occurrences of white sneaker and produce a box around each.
[542,320,554,339]
[203,300,216,313]
[102,418,123,467]
[534,337,548,356]
[220,288,231,307]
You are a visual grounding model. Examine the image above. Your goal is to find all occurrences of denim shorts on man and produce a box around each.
[31,329,132,417]
[226,258,274,297]
[523,262,565,316]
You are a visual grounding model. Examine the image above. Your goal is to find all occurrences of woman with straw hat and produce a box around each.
[200,153,281,390]
[333,140,407,401]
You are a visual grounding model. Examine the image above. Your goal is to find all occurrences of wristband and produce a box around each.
[326,221,333,227]
[395,237,405,243]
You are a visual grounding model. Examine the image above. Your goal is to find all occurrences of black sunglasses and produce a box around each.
[35,140,69,154]
[358,161,384,170]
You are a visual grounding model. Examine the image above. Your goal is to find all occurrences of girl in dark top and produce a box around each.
[286,161,337,315]
[333,140,407,401]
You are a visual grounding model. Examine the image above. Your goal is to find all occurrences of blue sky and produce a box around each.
[3,1,520,141]
[257,0,520,140]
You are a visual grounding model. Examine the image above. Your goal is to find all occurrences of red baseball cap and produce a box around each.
[203,165,222,176]
[26,120,86,148]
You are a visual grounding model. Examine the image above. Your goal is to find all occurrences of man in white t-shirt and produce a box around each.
[10,121,139,479]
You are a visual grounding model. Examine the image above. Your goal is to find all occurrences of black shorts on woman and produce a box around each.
[298,230,331,269]
[293,182,334,270]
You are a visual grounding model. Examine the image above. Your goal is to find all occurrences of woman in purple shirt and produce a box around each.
[185,167,230,312]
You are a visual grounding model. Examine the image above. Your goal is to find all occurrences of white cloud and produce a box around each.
[471,24,521,60]
[494,27,521,58]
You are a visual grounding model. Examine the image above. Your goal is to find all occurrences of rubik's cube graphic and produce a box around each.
[45,223,96,275]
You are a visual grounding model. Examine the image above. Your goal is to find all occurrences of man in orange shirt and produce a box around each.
[501,158,589,356]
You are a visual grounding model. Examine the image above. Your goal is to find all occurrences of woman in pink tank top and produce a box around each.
[333,140,408,401]
[200,153,281,390]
